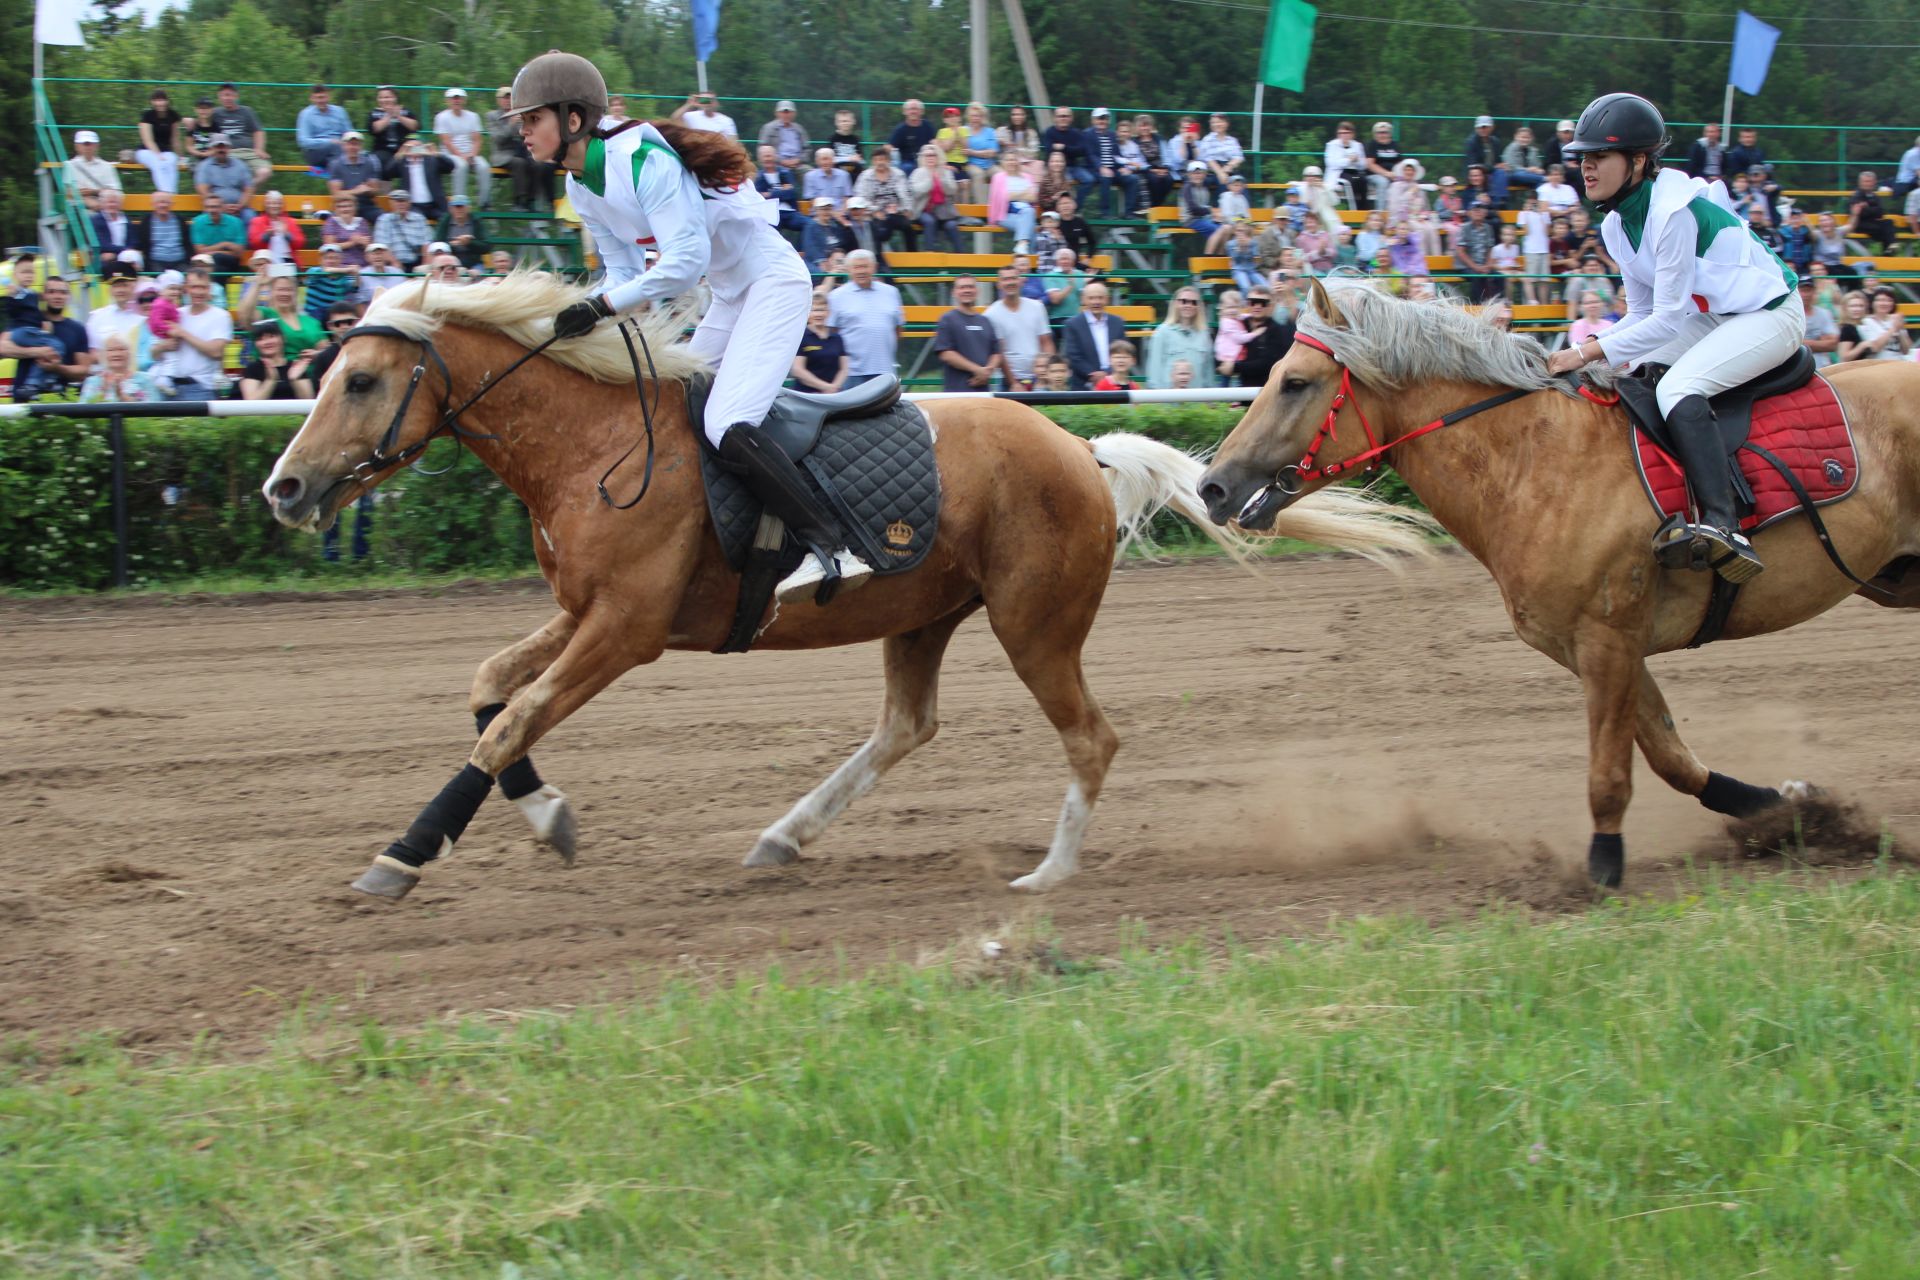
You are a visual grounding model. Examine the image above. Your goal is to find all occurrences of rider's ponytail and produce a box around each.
[644,119,752,190]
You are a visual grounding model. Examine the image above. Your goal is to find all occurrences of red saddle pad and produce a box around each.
[1632,373,1859,533]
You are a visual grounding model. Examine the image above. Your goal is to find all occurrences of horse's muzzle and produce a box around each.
[1198,456,1293,529]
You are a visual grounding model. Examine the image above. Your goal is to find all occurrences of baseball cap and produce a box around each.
[497,86,513,96]
[117,248,144,268]
[196,96,215,107]
[340,129,362,141]
[427,241,452,254]
[319,242,343,253]
[1302,165,1323,176]
[1186,160,1206,172]
[1229,173,1245,183]
[449,195,470,206]
[1557,119,1576,131]
[74,130,99,144]
[1439,175,1458,185]
[104,260,139,279]
[388,189,411,200]
[210,132,231,145]
[1041,210,1060,221]
[367,242,390,252]
[190,253,214,264]
[942,106,961,116]
[250,318,281,337]
[249,249,273,263]
[1474,114,1494,127]
[812,195,836,208]
[776,99,797,112]
[445,87,467,98]
[844,195,869,209]
[155,269,184,288]
[1092,107,1110,118]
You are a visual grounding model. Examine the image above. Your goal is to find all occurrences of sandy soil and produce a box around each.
[1,555,1910,1049]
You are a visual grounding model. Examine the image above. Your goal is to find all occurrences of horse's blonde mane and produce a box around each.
[1300,278,1585,397]
[364,271,710,386]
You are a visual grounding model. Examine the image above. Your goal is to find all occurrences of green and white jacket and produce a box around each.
[565,118,803,314]
[1596,167,1797,367]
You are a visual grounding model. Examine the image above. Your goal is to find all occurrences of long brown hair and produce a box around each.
[648,119,751,189]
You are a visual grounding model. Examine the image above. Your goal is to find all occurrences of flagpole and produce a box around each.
[696,61,708,95]
[1720,82,1734,150]
[1251,2,1272,157]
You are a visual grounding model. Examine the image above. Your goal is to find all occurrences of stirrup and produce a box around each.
[777,548,874,605]
[1654,518,1763,583]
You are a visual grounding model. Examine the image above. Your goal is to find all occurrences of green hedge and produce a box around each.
[0,406,1414,592]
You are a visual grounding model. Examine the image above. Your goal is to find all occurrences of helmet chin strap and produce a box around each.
[1592,153,1656,216]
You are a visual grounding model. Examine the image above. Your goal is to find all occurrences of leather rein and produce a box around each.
[1266,332,1541,498]
[317,314,661,511]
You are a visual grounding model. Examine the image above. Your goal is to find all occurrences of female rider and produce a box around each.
[504,50,870,603]
[1546,92,1802,584]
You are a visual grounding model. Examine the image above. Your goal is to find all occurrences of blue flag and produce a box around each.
[692,0,722,62]
[1728,10,1780,96]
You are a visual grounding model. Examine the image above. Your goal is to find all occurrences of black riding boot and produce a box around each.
[717,424,873,604]
[1658,394,1764,584]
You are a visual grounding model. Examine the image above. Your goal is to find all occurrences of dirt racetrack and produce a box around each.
[1,554,1911,1049]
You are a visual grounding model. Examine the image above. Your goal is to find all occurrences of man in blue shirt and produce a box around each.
[1041,107,1096,205]
[825,250,904,386]
[297,84,353,169]
[1,276,92,401]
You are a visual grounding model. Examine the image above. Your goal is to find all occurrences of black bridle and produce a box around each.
[315,313,660,510]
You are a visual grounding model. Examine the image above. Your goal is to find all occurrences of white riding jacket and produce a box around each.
[565,118,806,313]
[1596,167,1797,368]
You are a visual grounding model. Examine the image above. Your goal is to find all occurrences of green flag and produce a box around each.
[1260,0,1317,91]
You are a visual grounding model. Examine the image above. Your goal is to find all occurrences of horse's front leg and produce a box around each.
[353,611,655,900]
[471,611,579,865]
[1576,627,1642,888]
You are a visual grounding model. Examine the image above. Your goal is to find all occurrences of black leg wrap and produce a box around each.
[1588,832,1624,888]
[474,703,546,802]
[1698,770,1783,819]
[382,762,493,868]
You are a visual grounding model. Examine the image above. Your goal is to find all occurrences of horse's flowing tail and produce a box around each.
[1089,432,1435,568]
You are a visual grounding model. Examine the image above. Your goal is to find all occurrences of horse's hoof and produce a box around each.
[515,785,577,867]
[351,859,420,900]
[1779,779,1820,803]
[743,835,800,868]
[1587,833,1624,889]
[1008,871,1063,893]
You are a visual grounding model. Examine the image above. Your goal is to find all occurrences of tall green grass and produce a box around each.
[5,870,1918,1278]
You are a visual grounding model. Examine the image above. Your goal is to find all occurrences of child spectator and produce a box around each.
[827,109,865,177]
[1517,198,1551,304]
[1093,339,1138,390]
[1354,212,1387,265]
[1568,293,1615,347]
[1227,223,1261,292]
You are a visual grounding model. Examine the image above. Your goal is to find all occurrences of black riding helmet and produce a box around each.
[1561,93,1668,212]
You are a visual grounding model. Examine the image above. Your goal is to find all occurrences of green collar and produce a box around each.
[581,137,607,198]
[1606,177,1653,249]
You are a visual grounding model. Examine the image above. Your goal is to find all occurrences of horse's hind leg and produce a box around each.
[1634,665,1795,819]
[989,600,1119,894]
[745,605,978,868]
[470,611,579,864]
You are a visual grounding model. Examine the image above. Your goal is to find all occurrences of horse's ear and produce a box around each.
[1308,277,1346,329]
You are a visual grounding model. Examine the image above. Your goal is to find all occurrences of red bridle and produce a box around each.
[1270,332,1544,496]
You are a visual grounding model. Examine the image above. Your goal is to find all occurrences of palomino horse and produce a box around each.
[1200,277,1920,887]
[264,274,1430,899]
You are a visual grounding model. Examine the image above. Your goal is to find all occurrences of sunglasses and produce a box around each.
[329,319,355,328]
[1246,298,1272,306]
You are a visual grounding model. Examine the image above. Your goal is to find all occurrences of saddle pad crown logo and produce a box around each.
[885,520,915,551]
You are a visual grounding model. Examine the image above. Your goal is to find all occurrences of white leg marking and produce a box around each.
[762,747,884,851]
[1779,779,1817,802]
[1011,781,1093,893]
[513,784,569,841]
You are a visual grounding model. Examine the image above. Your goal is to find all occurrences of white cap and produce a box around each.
[1186,160,1206,172]
[117,248,144,267]
[319,241,342,252]
[812,195,836,208]
[155,269,185,288]
[74,129,99,144]
[367,241,390,252]
[844,195,869,209]
[340,129,362,141]
[445,87,467,98]
[776,100,797,112]
[1557,119,1576,131]
[1372,121,1392,132]
[1475,115,1494,128]
[1302,165,1323,176]
[1091,107,1110,118]
[249,248,273,263]
[427,240,451,254]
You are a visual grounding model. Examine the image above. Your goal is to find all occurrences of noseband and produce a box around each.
[1270,332,1539,496]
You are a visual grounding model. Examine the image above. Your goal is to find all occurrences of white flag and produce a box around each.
[35,0,88,46]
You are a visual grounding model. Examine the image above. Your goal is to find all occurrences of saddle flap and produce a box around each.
[758,374,904,460]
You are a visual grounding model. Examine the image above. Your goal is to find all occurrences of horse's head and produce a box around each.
[263,323,451,532]
[1200,277,1358,531]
